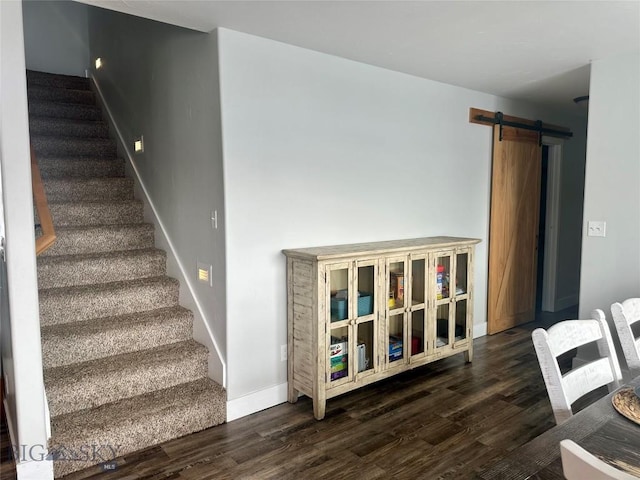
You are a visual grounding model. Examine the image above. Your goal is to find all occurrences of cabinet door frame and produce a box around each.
[451,247,473,350]
[353,258,379,380]
[408,252,428,363]
[430,249,456,357]
[325,261,354,388]
[383,255,409,370]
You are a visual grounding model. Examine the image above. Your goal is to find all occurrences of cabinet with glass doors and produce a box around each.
[284,236,479,420]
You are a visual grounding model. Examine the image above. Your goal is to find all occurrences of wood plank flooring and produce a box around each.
[2,309,592,480]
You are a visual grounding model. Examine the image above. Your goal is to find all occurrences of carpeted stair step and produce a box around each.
[28,100,102,121]
[27,70,90,90]
[28,85,95,105]
[39,276,179,326]
[50,378,226,477]
[45,340,209,417]
[41,306,193,368]
[37,248,167,289]
[39,224,155,257]
[43,177,134,202]
[29,116,109,139]
[32,135,116,157]
[45,199,143,227]
[38,156,125,178]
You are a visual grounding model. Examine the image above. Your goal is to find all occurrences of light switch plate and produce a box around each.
[587,221,606,237]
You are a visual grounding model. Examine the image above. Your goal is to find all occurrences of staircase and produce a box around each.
[27,70,226,478]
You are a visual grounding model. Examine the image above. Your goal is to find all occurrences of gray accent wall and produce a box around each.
[87,9,227,383]
[22,0,90,77]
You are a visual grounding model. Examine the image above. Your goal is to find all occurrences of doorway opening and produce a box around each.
[536,145,550,313]
[538,137,564,315]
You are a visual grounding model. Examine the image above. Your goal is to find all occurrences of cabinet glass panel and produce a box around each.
[411,310,425,356]
[455,300,468,342]
[436,256,451,301]
[357,265,375,318]
[436,304,450,348]
[329,326,349,382]
[388,261,405,310]
[411,259,425,306]
[357,321,374,373]
[455,253,469,296]
[329,268,349,322]
[388,313,404,363]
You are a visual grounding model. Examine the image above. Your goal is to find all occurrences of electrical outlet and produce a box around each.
[587,220,606,237]
[280,344,287,362]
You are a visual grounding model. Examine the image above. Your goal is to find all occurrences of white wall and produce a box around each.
[0,1,52,477]
[217,28,587,409]
[87,8,227,385]
[22,0,89,77]
[579,52,640,318]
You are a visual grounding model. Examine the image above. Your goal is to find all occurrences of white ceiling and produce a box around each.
[80,0,640,109]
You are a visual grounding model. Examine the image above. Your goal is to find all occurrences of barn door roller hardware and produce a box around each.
[476,111,573,143]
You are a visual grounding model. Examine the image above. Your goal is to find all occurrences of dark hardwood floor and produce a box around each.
[2,308,588,480]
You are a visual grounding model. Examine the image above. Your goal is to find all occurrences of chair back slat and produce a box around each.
[612,298,640,374]
[532,310,622,425]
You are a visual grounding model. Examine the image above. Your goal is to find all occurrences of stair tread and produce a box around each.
[39,276,181,327]
[38,156,126,178]
[42,177,134,203]
[48,198,142,207]
[51,378,224,433]
[37,247,166,288]
[50,378,225,477]
[39,275,178,296]
[27,70,91,88]
[46,199,144,224]
[28,85,95,105]
[32,134,114,144]
[45,339,206,383]
[29,99,100,111]
[43,176,133,188]
[28,84,94,95]
[43,176,133,194]
[41,305,193,368]
[38,223,155,257]
[42,305,192,337]
[45,339,208,415]
[37,247,165,268]
[29,115,107,126]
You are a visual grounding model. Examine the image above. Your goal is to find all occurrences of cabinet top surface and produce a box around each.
[282,236,481,260]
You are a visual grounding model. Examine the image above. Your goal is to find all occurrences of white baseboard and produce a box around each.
[227,383,288,422]
[555,294,579,311]
[15,459,53,480]
[473,322,487,338]
[90,74,226,387]
[228,323,488,421]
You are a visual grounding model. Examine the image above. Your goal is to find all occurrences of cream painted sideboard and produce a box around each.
[283,236,481,420]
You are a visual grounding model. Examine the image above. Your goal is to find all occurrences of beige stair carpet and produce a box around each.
[28,69,226,478]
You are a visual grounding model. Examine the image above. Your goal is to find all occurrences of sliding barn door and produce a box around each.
[488,125,542,334]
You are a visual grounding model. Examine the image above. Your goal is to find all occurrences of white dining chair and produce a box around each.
[532,310,622,425]
[611,298,640,375]
[560,439,639,480]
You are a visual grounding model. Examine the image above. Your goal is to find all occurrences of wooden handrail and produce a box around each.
[31,146,56,255]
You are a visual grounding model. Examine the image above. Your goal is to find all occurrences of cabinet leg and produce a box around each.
[313,397,326,420]
[464,349,473,363]
[287,383,299,404]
